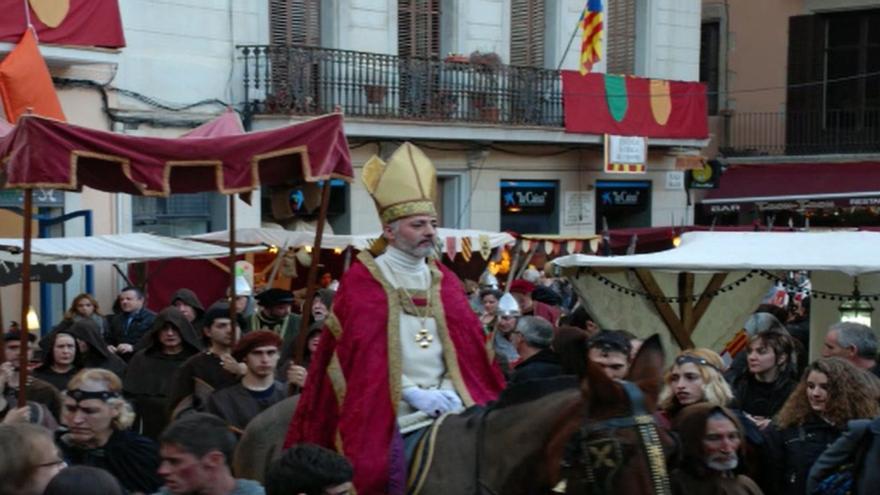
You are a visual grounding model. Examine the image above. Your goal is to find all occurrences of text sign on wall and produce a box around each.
[605,135,647,174]
[564,191,594,226]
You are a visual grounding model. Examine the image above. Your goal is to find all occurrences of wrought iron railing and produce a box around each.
[721,109,880,156]
[238,45,563,127]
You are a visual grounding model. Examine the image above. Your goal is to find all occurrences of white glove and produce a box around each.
[402,387,461,417]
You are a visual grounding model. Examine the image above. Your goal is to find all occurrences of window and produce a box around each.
[132,193,220,237]
[398,0,441,59]
[824,10,880,128]
[269,0,321,46]
[500,180,559,234]
[510,0,545,67]
[700,21,720,116]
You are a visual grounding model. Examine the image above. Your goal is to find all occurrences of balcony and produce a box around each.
[720,109,880,157]
[238,45,563,127]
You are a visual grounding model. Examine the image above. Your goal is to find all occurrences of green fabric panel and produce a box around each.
[604,74,628,122]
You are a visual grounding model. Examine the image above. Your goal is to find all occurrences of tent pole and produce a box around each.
[0,292,5,363]
[293,179,332,365]
[18,189,33,406]
[228,195,238,344]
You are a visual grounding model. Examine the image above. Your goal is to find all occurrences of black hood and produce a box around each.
[170,288,205,318]
[67,318,126,377]
[141,307,203,354]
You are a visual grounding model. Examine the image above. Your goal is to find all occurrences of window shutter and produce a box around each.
[786,14,825,152]
[398,0,441,59]
[606,0,636,74]
[270,0,321,46]
[510,0,545,67]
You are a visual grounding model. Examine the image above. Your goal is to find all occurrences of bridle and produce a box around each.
[577,381,672,495]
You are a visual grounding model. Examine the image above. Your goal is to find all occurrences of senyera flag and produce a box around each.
[580,0,603,75]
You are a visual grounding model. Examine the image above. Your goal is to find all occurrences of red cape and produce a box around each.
[284,252,505,494]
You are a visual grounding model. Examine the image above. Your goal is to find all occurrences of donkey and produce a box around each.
[234,334,673,494]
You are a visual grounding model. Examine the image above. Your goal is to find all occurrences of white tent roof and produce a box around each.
[0,233,266,265]
[552,231,880,276]
[190,227,516,254]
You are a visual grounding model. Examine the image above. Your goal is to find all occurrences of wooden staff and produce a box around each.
[228,195,238,344]
[18,189,33,405]
[293,179,332,365]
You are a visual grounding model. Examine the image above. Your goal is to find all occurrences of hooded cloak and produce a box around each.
[124,307,203,439]
[66,319,127,377]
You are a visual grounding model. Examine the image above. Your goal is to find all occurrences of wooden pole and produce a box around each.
[18,189,33,405]
[228,195,238,345]
[293,180,332,365]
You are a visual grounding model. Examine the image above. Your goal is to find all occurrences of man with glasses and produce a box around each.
[0,423,66,495]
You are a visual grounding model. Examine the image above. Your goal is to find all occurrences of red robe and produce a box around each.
[284,252,505,494]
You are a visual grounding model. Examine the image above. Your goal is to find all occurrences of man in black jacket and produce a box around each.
[107,286,156,360]
[508,316,562,385]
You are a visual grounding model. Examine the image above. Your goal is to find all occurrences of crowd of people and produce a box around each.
[3,142,880,495]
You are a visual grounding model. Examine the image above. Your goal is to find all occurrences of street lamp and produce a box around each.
[838,277,874,326]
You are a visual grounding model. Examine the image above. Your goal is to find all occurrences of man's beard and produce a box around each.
[705,452,738,472]
[395,237,434,258]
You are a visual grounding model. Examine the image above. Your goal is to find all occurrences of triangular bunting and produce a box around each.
[461,237,472,262]
[445,236,457,261]
[479,234,491,260]
[0,29,66,122]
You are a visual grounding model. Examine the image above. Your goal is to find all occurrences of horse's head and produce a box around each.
[547,334,677,495]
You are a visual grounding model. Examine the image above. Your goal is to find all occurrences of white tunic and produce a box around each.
[375,246,456,416]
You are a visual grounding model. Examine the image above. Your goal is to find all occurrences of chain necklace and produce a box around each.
[390,268,434,349]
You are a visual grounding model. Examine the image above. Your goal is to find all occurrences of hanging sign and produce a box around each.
[605,135,647,174]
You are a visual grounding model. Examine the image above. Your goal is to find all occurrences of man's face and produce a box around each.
[159,324,183,353]
[265,303,291,319]
[157,443,211,494]
[497,315,518,335]
[587,347,629,380]
[822,330,853,359]
[119,290,144,313]
[312,299,329,321]
[4,339,33,369]
[62,396,116,446]
[173,300,197,322]
[511,292,532,313]
[324,481,354,495]
[703,416,740,471]
[244,345,280,378]
[385,214,437,258]
[204,318,235,347]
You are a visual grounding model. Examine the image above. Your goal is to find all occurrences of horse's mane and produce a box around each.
[489,375,579,411]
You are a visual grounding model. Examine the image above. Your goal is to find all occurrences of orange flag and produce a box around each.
[0,29,66,122]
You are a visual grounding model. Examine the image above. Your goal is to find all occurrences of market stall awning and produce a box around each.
[0,113,353,196]
[703,162,880,205]
[552,231,880,276]
[190,227,516,254]
[0,233,266,265]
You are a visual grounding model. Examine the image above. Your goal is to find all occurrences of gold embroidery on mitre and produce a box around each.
[361,142,437,224]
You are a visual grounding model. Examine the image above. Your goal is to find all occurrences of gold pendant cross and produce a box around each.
[415,328,433,348]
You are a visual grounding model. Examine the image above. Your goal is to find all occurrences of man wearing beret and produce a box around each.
[206,330,286,433]
[508,279,561,326]
[285,142,505,495]
[166,303,246,420]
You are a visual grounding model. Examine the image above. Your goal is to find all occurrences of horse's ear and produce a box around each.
[627,334,665,405]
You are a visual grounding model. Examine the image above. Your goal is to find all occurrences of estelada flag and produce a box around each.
[0,28,66,122]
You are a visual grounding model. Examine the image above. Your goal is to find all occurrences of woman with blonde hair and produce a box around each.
[765,357,880,495]
[658,348,733,425]
[62,293,110,338]
[58,368,161,493]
